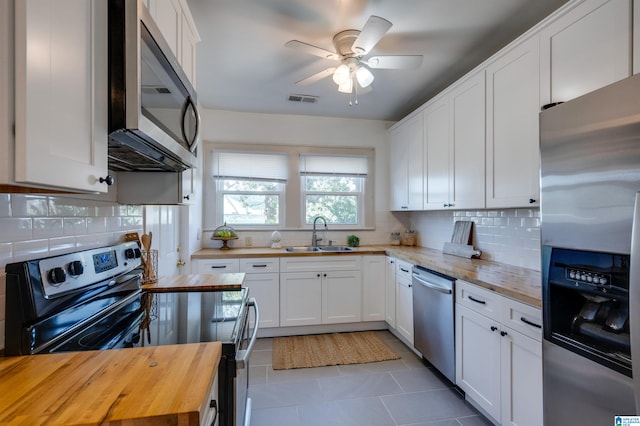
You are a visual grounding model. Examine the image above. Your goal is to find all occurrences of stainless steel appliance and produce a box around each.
[107,0,200,172]
[4,242,143,355]
[142,290,259,426]
[412,266,456,383]
[540,73,640,424]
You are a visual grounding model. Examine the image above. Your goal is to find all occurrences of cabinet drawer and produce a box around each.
[239,257,279,273]
[280,256,362,273]
[456,280,501,321]
[196,259,240,274]
[395,260,413,281]
[501,298,542,341]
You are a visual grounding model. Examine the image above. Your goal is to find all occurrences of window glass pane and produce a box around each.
[305,195,358,224]
[305,176,360,192]
[223,179,282,192]
[223,194,280,225]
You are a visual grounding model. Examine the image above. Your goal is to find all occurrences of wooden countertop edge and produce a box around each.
[192,245,542,307]
[142,273,245,292]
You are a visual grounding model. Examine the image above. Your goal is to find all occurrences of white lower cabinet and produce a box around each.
[385,256,397,327]
[395,260,414,345]
[455,280,542,426]
[280,256,363,327]
[239,258,279,329]
[362,255,386,321]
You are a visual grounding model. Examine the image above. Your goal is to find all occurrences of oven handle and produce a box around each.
[236,297,259,370]
[630,192,640,411]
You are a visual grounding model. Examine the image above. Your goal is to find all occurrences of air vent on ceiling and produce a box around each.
[288,94,318,104]
[141,85,171,94]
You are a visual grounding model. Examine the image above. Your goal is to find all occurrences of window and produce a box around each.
[300,154,368,226]
[213,151,287,226]
[206,144,374,230]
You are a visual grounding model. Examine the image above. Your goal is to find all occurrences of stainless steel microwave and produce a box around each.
[108,0,200,172]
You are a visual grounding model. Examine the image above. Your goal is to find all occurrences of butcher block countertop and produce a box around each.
[192,245,542,307]
[143,273,245,292]
[0,343,222,426]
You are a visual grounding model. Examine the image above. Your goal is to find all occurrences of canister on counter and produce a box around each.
[402,229,417,246]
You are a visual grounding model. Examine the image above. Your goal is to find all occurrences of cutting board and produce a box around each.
[451,221,473,244]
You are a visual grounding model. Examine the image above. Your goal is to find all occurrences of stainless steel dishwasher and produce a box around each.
[412,265,456,383]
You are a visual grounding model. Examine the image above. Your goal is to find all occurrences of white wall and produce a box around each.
[199,109,405,247]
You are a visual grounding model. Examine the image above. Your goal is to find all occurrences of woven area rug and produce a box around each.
[272,331,400,370]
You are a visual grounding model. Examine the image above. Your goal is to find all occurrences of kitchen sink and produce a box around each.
[285,246,322,252]
[284,246,355,253]
[318,246,354,252]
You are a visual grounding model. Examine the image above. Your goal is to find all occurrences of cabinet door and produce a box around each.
[385,257,397,327]
[540,0,631,105]
[455,304,501,422]
[395,275,414,344]
[389,113,424,210]
[500,327,543,426]
[244,272,279,329]
[180,11,199,86]
[486,36,541,208]
[153,0,182,58]
[449,72,486,210]
[362,255,386,321]
[322,270,362,324]
[280,272,322,326]
[195,259,240,274]
[423,96,451,210]
[635,0,640,74]
[14,0,109,192]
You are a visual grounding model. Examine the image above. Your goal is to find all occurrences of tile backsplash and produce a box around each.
[0,194,143,351]
[410,208,541,270]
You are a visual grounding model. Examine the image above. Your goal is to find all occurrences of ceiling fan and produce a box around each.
[285,15,423,104]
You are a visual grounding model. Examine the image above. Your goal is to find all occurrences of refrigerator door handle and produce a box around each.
[629,191,640,411]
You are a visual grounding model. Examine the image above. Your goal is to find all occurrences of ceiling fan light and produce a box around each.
[332,64,350,85]
[338,78,353,93]
[356,66,374,88]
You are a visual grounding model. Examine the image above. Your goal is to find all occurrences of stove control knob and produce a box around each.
[68,260,84,276]
[48,267,66,285]
[124,248,135,259]
[134,248,142,258]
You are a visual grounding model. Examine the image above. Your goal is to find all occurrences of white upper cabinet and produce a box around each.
[423,96,451,210]
[635,0,640,73]
[449,72,486,210]
[11,0,110,193]
[389,113,424,211]
[539,0,631,106]
[486,36,541,208]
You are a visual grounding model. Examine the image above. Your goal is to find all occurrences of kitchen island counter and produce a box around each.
[143,272,246,292]
[192,245,541,307]
[0,342,222,425]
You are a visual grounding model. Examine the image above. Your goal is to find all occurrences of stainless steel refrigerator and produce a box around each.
[540,73,640,425]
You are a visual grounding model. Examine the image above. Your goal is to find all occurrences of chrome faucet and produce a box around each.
[311,216,327,246]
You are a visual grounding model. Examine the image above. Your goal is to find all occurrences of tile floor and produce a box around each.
[248,330,492,426]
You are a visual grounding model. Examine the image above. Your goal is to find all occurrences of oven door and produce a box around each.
[39,289,143,354]
[235,297,259,426]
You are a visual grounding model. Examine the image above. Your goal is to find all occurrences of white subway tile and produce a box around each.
[76,233,113,249]
[48,236,77,255]
[11,195,48,217]
[12,239,49,262]
[63,218,87,236]
[106,216,122,231]
[0,218,33,243]
[0,195,10,217]
[33,218,63,238]
[87,217,107,234]
[0,244,11,267]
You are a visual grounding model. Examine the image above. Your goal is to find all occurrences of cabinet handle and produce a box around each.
[400,267,409,273]
[210,265,227,269]
[99,175,114,186]
[323,273,327,277]
[529,198,536,204]
[500,331,508,337]
[183,195,190,201]
[520,316,542,329]
[468,295,486,305]
[252,264,268,268]
[317,273,321,277]
[490,326,498,332]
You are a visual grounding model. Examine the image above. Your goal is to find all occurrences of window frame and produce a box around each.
[204,143,375,231]
[215,178,286,227]
[301,174,365,228]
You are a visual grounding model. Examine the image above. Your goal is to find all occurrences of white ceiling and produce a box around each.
[186,0,569,121]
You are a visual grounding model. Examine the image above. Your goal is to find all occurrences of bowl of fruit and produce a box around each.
[212,223,238,250]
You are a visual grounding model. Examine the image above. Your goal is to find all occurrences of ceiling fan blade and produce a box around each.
[366,55,423,69]
[296,67,337,85]
[285,40,340,60]
[351,16,392,55]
